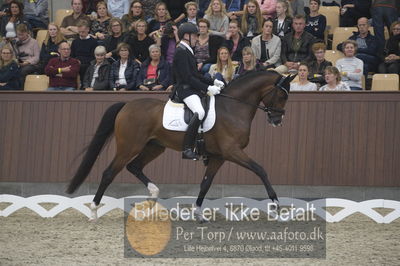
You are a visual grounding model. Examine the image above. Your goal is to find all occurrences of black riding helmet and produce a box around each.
[178,23,198,40]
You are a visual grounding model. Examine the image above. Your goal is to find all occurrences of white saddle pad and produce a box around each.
[162,96,216,132]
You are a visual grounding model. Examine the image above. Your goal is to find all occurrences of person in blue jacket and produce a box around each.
[109,42,140,91]
[0,45,20,90]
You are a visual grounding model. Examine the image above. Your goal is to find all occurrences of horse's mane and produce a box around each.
[225,69,280,91]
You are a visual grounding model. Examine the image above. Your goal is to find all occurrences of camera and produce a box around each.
[163,22,175,36]
[16,51,28,63]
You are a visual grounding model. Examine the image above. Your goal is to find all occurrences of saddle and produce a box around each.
[169,85,211,162]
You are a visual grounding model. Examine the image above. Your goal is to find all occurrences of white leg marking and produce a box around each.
[147,183,160,198]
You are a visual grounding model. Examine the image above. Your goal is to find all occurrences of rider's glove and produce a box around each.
[213,79,225,89]
[207,85,221,96]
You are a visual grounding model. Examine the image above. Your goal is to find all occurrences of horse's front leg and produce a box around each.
[225,148,278,204]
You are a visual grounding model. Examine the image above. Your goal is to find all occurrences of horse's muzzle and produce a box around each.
[268,114,283,127]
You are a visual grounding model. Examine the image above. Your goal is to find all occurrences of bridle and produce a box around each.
[218,76,288,116]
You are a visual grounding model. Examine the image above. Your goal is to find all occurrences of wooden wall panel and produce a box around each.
[0,91,400,187]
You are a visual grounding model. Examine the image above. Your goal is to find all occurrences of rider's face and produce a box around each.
[189,33,198,47]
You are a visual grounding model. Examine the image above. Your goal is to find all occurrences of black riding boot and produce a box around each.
[182,113,201,160]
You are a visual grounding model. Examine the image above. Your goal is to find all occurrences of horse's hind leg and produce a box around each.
[126,140,166,198]
[89,153,133,221]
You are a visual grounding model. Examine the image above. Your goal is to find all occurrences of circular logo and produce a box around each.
[126,200,172,256]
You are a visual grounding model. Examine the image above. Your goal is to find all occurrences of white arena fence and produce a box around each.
[1,195,399,224]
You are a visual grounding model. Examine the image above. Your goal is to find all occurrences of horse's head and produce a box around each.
[262,73,297,127]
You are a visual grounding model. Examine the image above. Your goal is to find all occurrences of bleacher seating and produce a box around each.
[319,6,340,35]
[324,50,344,65]
[36,30,47,48]
[371,74,400,91]
[332,27,358,50]
[54,9,73,27]
[24,75,49,91]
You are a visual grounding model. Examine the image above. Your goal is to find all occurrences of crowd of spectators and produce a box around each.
[0,0,398,91]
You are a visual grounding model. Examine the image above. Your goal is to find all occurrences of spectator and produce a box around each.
[290,63,318,90]
[337,17,380,74]
[336,40,363,90]
[137,44,171,91]
[273,0,293,38]
[207,46,238,84]
[156,22,179,65]
[241,0,263,39]
[0,0,11,18]
[378,21,400,74]
[289,0,305,16]
[147,2,172,35]
[319,66,351,91]
[163,0,191,23]
[0,0,30,39]
[142,0,160,20]
[109,42,140,91]
[89,1,111,41]
[194,18,224,73]
[307,42,332,86]
[82,45,111,91]
[82,0,102,15]
[13,23,39,85]
[70,20,98,88]
[256,0,277,19]
[198,0,211,18]
[223,0,247,20]
[124,19,155,64]
[223,20,250,62]
[45,41,80,91]
[234,46,262,77]
[305,0,326,41]
[121,0,145,32]
[179,2,199,26]
[0,44,20,90]
[340,0,371,27]
[251,18,282,68]
[371,0,398,47]
[38,23,66,73]
[60,0,91,40]
[23,0,48,30]
[204,0,229,37]
[276,14,316,74]
[104,18,126,62]
[107,0,129,19]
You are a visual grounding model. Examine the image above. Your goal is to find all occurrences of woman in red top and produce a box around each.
[137,44,172,91]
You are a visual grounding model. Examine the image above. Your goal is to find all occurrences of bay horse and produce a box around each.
[67,70,296,220]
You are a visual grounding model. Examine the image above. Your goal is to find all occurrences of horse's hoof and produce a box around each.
[194,208,209,223]
[195,214,209,224]
[88,217,98,222]
[270,200,280,212]
[147,183,159,198]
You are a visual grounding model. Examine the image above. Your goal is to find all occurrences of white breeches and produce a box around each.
[183,95,205,120]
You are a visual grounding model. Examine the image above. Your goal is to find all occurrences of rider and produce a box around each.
[173,23,224,160]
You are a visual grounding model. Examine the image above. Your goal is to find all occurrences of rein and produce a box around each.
[218,85,286,115]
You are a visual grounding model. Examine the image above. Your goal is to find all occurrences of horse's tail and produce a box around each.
[66,102,126,194]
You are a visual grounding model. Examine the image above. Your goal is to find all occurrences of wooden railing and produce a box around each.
[1,91,399,186]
